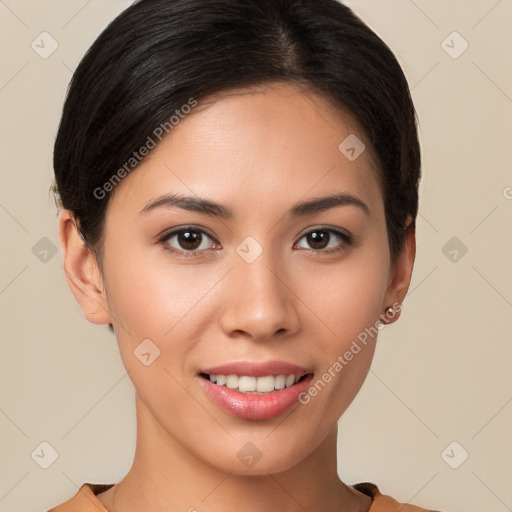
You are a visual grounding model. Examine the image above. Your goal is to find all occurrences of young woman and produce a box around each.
[48,0,440,510]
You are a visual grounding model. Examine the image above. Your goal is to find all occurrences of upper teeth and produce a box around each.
[208,374,299,393]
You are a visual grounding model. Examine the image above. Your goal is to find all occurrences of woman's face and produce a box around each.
[76,82,411,474]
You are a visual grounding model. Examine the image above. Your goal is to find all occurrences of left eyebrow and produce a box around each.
[289,193,370,218]
[139,192,370,218]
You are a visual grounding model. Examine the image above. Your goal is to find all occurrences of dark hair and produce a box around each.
[53,0,420,268]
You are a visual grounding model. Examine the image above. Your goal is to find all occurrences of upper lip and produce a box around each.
[200,360,313,378]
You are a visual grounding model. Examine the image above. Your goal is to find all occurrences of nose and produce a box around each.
[218,246,301,342]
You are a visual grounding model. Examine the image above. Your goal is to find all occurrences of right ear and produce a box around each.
[58,209,113,325]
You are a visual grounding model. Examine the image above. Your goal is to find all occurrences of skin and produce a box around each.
[58,82,415,512]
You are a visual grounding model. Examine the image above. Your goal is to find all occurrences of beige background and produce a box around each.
[1,1,511,511]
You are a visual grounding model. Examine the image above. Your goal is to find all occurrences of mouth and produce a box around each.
[197,362,315,421]
[199,372,312,394]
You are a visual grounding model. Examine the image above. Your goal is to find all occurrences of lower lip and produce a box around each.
[198,374,314,421]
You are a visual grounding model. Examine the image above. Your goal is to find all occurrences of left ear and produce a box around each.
[381,214,416,325]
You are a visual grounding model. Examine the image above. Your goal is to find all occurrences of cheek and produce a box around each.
[296,244,388,409]
[103,242,217,337]
[102,253,216,404]
[306,248,389,345]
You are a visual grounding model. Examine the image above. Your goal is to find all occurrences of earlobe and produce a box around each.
[381,214,416,325]
[58,209,113,326]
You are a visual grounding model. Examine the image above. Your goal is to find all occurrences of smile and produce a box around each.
[197,361,315,421]
[200,373,310,394]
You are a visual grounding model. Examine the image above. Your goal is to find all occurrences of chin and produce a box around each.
[193,430,316,477]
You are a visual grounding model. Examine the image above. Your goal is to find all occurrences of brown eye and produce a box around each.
[306,230,330,250]
[295,227,352,253]
[176,229,203,250]
[160,227,217,256]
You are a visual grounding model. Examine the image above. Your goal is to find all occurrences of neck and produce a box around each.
[102,393,369,512]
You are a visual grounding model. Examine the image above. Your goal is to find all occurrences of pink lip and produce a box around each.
[200,360,312,378]
[197,361,314,421]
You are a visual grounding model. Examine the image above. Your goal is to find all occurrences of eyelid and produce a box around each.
[157,225,220,257]
[158,224,352,257]
[296,224,351,241]
[158,224,217,242]
[294,225,352,251]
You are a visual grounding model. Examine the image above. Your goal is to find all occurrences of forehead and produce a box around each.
[107,82,384,222]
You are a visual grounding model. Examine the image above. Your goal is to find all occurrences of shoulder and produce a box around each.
[47,481,443,511]
[46,483,113,512]
[352,482,443,512]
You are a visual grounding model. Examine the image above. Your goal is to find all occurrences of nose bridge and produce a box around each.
[220,239,299,340]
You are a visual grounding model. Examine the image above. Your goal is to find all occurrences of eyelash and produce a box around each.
[158,225,353,259]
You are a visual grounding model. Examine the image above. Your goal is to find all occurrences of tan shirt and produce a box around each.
[47,481,441,511]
